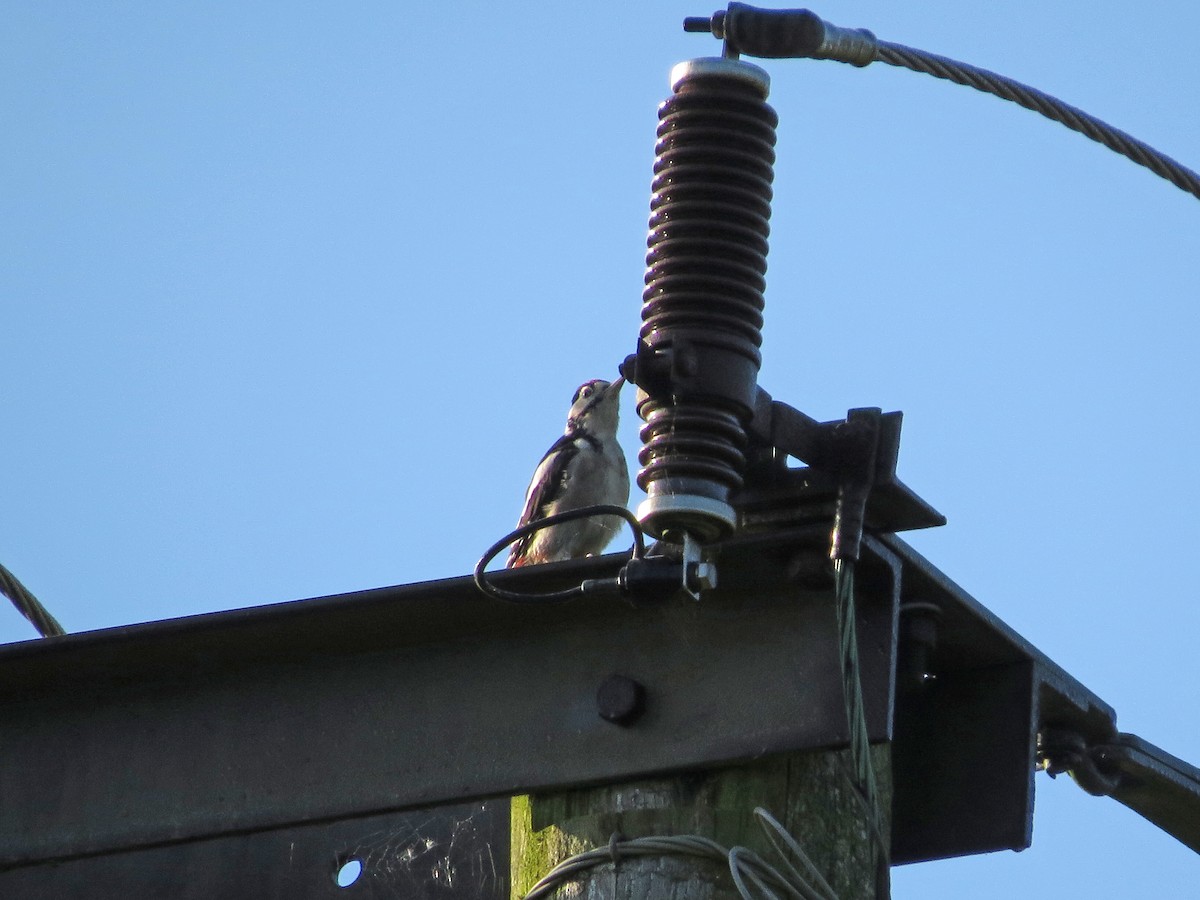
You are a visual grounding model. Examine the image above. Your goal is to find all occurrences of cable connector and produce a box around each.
[1038,727,1122,796]
[1039,728,1200,854]
[828,408,881,563]
[685,3,877,67]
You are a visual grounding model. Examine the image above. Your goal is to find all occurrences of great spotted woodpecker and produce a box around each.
[506,378,630,567]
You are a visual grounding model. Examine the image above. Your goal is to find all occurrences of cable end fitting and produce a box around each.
[814,22,877,68]
[683,14,720,34]
[685,4,877,67]
[828,409,882,563]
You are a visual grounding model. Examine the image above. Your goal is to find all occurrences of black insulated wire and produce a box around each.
[474,505,646,604]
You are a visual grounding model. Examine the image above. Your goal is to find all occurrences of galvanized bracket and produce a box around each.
[878,533,1117,863]
[740,391,948,536]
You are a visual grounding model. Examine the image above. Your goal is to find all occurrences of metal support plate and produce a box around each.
[882,533,1117,864]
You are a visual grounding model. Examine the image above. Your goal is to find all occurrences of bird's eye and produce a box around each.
[579,386,593,399]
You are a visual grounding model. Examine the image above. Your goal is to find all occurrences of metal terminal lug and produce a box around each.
[680,532,717,600]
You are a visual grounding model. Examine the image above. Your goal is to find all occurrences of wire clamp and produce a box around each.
[1038,727,1123,796]
[685,3,877,66]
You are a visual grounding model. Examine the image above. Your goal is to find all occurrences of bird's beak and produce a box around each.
[609,376,625,393]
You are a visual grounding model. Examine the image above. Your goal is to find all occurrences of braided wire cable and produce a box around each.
[832,558,887,897]
[0,562,65,638]
[833,560,876,810]
[874,40,1200,201]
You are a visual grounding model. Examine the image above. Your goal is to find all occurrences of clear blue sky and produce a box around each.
[3,2,1198,895]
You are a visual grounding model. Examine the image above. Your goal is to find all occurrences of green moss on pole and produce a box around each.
[512,746,891,899]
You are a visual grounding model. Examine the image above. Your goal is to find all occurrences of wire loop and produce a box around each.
[522,806,837,899]
[473,505,646,604]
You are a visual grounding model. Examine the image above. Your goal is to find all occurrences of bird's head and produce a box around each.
[565,377,624,435]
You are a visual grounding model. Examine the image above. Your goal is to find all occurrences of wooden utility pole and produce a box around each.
[513,746,890,898]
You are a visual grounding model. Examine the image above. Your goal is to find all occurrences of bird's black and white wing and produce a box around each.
[507,434,579,567]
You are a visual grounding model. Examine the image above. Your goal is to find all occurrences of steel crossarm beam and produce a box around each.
[0,527,897,877]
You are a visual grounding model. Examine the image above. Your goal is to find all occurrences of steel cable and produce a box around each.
[0,562,65,638]
[832,558,889,898]
[874,40,1200,201]
[833,560,877,821]
[693,8,1200,201]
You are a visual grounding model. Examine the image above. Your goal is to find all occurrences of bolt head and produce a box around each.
[596,674,646,726]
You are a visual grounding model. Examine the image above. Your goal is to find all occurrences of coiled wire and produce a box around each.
[523,807,838,900]
[473,505,646,604]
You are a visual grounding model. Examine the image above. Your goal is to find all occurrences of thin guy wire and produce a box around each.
[0,562,65,638]
[873,40,1200,202]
